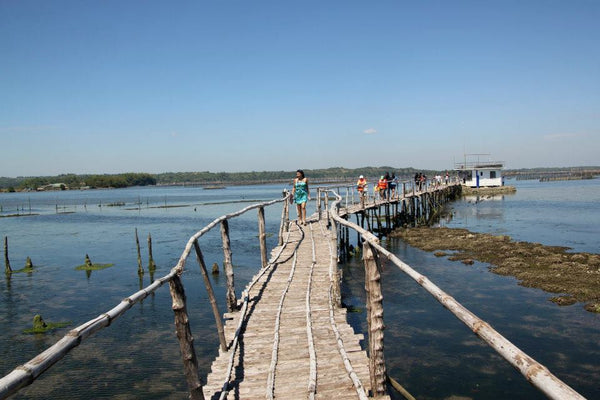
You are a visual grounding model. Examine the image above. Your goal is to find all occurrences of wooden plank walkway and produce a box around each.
[204,217,389,400]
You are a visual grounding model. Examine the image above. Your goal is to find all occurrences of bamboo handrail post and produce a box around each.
[329,199,341,305]
[345,187,349,209]
[168,273,205,400]
[284,192,290,232]
[220,220,237,312]
[258,207,267,268]
[316,188,322,219]
[362,241,387,396]
[193,240,227,352]
[278,190,288,245]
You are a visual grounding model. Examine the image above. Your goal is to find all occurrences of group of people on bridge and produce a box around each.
[291,169,452,221]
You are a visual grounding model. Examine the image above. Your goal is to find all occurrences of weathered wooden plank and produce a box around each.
[204,220,372,400]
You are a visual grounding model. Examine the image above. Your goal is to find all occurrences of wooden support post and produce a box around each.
[362,241,387,397]
[220,220,237,312]
[284,193,290,231]
[385,203,391,233]
[168,273,205,400]
[345,222,350,258]
[258,207,267,268]
[135,228,143,276]
[355,213,361,246]
[4,236,12,274]
[278,191,288,246]
[317,188,322,219]
[193,240,227,352]
[329,214,341,307]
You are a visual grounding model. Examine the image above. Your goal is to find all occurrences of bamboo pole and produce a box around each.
[316,188,322,219]
[4,236,11,274]
[278,190,288,245]
[220,220,237,312]
[362,241,387,396]
[169,273,205,400]
[387,375,416,400]
[135,228,143,276]
[328,206,341,306]
[193,240,227,352]
[258,207,267,269]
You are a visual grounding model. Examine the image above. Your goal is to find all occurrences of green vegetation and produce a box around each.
[23,315,71,334]
[0,173,156,191]
[75,254,114,271]
[1,166,598,191]
[75,263,114,271]
[7,257,35,274]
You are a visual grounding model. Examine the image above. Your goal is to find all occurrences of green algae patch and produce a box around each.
[75,254,113,271]
[390,226,600,313]
[75,263,113,271]
[10,257,36,274]
[23,315,71,334]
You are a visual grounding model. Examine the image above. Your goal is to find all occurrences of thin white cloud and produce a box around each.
[364,128,377,134]
[543,133,581,141]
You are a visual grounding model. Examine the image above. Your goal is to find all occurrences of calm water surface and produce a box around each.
[1,180,598,399]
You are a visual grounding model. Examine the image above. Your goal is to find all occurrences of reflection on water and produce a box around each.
[1,180,599,399]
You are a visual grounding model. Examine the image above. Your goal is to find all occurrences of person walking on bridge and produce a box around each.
[377,175,388,200]
[357,175,367,208]
[292,169,310,225]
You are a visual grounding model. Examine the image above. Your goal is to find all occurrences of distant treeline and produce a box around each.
[1,167,428,191]
[503,166,600,180]
[155,167,431,186]
[2,166,598,192]
[0,173,156,191]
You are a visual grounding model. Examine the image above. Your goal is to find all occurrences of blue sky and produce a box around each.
[1,1,598,177]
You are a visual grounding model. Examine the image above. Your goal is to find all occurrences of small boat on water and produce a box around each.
[202,184,226,190]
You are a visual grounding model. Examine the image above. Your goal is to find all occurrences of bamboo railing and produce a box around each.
[323,189,586,400]
[0,195,288,400]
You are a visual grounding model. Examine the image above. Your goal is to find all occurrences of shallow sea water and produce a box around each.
[1,180,598,399]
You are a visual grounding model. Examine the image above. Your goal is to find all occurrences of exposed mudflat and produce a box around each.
[390,226,600,313]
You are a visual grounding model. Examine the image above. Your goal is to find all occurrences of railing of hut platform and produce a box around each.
[320,188,585,400]
[0,194,291,400]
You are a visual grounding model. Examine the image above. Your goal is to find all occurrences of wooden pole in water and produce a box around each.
[4,236,12,274]
[362,241,387,397]
[220,220,237,312]
[147,233,155,268]
[135,228,143,276]
[148,233,156,274]
[258,207,267,268]
[168,273,205,400]
[193,240,227,351]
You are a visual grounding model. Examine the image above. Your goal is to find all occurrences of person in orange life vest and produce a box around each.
[377,176,388,200]
[357,175,367,208]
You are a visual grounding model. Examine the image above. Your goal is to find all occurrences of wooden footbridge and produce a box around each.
[0,182,586,400]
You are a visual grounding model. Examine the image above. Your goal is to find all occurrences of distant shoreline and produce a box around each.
[1,166,598,192]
